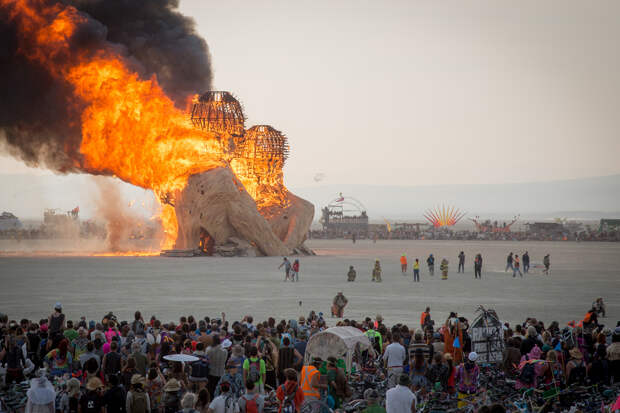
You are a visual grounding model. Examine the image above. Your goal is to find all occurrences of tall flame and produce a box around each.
[3,0,225,248]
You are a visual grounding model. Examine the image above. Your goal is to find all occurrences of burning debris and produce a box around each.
[232,125,290,210]
[0,0,313,256]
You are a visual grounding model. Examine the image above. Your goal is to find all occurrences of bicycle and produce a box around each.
[300,399,335,413]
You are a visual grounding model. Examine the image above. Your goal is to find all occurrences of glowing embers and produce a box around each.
[235,125,289,175]
[230,125,289,210]
[424,205,466,228]
[190,91,245,136]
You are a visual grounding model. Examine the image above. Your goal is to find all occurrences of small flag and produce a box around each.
[453,337,460,348]
[554,342,562,351]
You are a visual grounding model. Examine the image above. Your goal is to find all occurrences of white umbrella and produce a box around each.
[163,354,199,363]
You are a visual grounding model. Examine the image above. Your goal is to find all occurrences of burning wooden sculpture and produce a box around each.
[0,0,312,256]
[174,93,314,256]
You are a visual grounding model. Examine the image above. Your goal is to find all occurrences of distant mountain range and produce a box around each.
[290,174,620,221]
[1,172,619,221]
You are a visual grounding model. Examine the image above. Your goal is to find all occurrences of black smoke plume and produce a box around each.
[0,0,212,171]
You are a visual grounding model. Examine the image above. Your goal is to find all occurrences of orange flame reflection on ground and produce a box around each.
[91,251,161,257]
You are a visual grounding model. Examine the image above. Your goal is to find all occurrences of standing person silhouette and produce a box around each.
[457,252,465,273]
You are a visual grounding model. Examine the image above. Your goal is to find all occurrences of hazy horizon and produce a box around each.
[2,170,618,222]
[2,1,620,224]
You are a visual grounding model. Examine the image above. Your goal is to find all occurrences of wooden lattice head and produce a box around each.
[230,125,289,208]
[190,91,245,136]
[240,125,289,164]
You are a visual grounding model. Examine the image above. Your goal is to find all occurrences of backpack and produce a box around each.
[131,390,148,413]
[190,356,209,379]
[568,361,587,385]
[280,385,296,413]
[55,390,66,413]
[248,358,261,383]
[519,362,537,386]
[224,395,237,413]
[243,394,259,413]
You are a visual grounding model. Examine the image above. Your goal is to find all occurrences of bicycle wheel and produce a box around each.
[300,399,334,413]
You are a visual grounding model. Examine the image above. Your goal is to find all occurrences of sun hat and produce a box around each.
[569,347,583,360]
[86,377,103,391]
[131,374,145,385]
[54,302,62,310]
[163,378,181,392]
[468,351,478,362]
[221,339,232,349]
[66,378,81,397]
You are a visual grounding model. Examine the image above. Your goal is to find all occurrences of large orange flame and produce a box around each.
[4,0,292,251]
[3,0,227,249]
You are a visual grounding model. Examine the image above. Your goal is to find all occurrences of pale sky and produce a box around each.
[180,0,620,187]
[2,0,620,191]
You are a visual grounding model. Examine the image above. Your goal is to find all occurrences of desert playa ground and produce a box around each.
[0,239,618,327]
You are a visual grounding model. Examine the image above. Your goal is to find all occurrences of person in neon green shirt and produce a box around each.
[365,329,383,354]
[243,347,266,393]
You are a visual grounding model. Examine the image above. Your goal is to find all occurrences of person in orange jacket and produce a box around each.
[400,254,407,274]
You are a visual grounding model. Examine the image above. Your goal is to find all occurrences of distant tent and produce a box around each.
[470,306,505,363]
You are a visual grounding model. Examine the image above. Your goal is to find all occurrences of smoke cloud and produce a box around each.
[0,0,212,172]
[62,0,212,105]
[94,177,135,251]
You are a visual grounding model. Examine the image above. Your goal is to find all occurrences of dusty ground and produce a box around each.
[0,239,618,328]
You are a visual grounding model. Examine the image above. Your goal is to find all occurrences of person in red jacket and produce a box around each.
[276,369,304,413]
[291,260,300,282]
